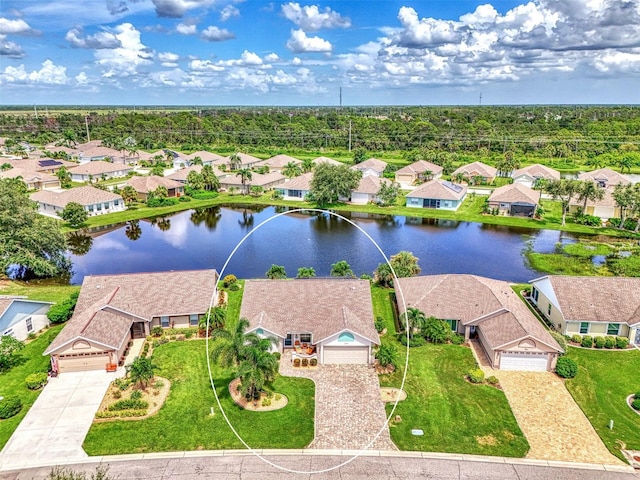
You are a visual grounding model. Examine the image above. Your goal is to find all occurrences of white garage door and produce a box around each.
[500,352,549,372]
[58,354,110,373]
[323,346,369,364]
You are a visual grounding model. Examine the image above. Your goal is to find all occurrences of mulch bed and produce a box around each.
[228,378,287,412]
[94,376,171,422]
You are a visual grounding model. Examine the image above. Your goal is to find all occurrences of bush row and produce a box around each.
[25,372,48,390]
[96,409,147,419]
[108,398,149,411]
[570,335,629,349]
[47,291,79,324]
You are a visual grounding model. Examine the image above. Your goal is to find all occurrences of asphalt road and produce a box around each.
[0,454,638,480]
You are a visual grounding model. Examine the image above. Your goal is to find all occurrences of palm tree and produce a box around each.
[617,156,633,174]
[237,342,278,400]
[228,153,242,171]
[120,185,138,205]
[236,168,252,195]
[576,181,605,212]
[199,306,226,337]
[301,158,314,173]
[210,318,259,369]
[126,356,157,390]
[452,172,466,184]
[330,260,355,278]
[390,251,421,277]
[402,307,427,339]
[282,161,302,179]
[201,164,220,191]
[125,219,142,241]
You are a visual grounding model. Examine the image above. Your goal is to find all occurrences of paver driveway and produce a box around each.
[0,370,118,471]
[280,353,396,451]
[471,341,621,465]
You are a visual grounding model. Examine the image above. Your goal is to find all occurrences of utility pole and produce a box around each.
[339,87,342,107]
[85,116,91,142]
[33,105,38,119]
[479,93,482,106]
[348,120,352,152]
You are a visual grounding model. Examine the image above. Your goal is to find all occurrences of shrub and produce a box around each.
[631,399,640,411]
[581,336,593,348]
[184,330,194,339]
[486,376,499,386]
[114,377,131,391]
[550,331,567,353]
[555,357,578,379]
[261,397,271,407]
[222,274,237,288]
[0,396,22,419]
[467,369,485,384]
[375,344,398,368]
[25,372,48,390]
[374,316,386,333]
[108,398,148,411]
[178,196,192,202]
[95,409,146,419]
[421,316,452,344]
[47,291,79,324]
[146,197,178,207]
[450,334,465,345]
[398,335,426,347]
[616,337,629,349]
[229,283,240,291]
[604,336,616,349]
[293,358,300,367]
[309,358,317,366]
[130,390,142,400]
[275,394,282,401]
[272,352,281,361]
[27,332,37,340]
[571,334,582,344]
[153,380,164,389]
[574,214,602,226]
[176,334,185,341]
[151,326,164,337]
[594,336,606,349]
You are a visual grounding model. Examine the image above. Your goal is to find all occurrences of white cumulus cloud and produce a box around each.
[1,59,69,85]
[65,27,121,49]
[286,29,332,53]
[176,22,197,35]
[0,18,33,34]
[94,23,153,76]
[281,2,350,31]
[201,25,235,41]
[220,5,239,21]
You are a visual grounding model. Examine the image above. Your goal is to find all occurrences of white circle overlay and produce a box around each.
[205,208,411,474]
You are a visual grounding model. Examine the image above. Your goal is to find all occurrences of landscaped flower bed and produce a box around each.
[95,376,170,421]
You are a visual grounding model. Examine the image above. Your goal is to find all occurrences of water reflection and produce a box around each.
[190,206,221,230]
[125,220,142,241]
[66,232,93,256]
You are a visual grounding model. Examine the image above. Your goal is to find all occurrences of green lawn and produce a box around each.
[371,285,529,457]
[83,340,315,454]
[565,347,640,460]
[0,325,63,449]
[0,280,80,305]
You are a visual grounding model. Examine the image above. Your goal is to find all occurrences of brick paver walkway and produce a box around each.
[470,340,622,465]
[279,352,396,451]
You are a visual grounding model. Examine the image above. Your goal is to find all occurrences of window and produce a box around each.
[114,200,120,206]
[299,333,311,343]
[579,322,589,334]
[161,316,170,328]
[531,287,539,302]
[26,317,33,332]
[423,198,441,209]
[256,328,264,335]
[607,323,620,336]
[189,314,199,327]
[547,303,552,316]
[445,319,458,331]
[104,202,109,209]
[285,333,292,347]
[88,205,94,212]
[338,332,354,343]
[96,203,102,211]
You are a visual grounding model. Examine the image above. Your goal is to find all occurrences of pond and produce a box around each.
[67,205,587,285]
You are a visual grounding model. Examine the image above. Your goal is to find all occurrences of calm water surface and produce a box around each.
[68,205,580,284]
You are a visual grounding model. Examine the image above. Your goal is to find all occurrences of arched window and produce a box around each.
[338,332,355,343]
[256,328,264,335]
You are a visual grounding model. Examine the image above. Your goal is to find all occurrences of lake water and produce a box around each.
[67,205,584,285]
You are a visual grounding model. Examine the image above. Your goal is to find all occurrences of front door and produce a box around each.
[131,322,145,339]
[635,328,640,345]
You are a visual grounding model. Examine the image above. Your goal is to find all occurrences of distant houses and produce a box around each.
[487,183,541,217]
[68,161,133,182]
[511,164,560,188]
[126,175,185,201]
[451,161,497,185]
[30,186,125,217]
[405,179,467,211]
[395,160,443,188]
[352,158,387,178]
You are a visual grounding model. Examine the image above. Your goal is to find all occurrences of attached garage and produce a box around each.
[323,346,369,364]
[58,353,110,373]
[499,351,549,372]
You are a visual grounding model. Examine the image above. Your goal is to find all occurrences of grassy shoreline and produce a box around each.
[65,192,639,239]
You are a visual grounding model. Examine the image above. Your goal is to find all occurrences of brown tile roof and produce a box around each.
[44,269,218,355]
[127,175,184,193]
[578,168,631,186]
[280,172,313,191]
[542,276,640,326]
[569,187,617,208]
[166,164,225,182]
[396,275,562,351]
[185,151,227,163]
[30,186,122,208]
[79,146,121,159]
[396,160,443,176]
[74,140,104,152]
[353,175,390,195]
[256,154,301,169]
[488,183,541,205]
[452,161,497,178]
[6,158,76,172]
[240,279,380,345]
[221,171,285,187]
[313,156,343,166]
[353,158,387,174]
[227,152,262,166]
[0,167,58,184]
[513,164,560,180]
[69,161,133,176]
[407,179,467,200]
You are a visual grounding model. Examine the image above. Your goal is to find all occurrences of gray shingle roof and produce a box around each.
[240,279,380,345]
[396,275,562,351]
[127,175,184,193]
[69,161,132,175]
[407,179,467,200]
[452,161,497,178]
[352,158,387,174]
[30,186,123,208]
[396,160,443,176]
[353,175,390,194]
[256,154,301,169]
[488,183,541,205]
[578,168,631,186]
[543,276,640,325]
[513,164,560,180]
[281,172,313,191]
[44,269,218,355]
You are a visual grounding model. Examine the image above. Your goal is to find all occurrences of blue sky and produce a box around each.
[1,0,639,105]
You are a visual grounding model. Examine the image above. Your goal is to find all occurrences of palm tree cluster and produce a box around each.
[211,318,279,401]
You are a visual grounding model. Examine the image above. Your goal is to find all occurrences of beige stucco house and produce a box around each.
[451,161,497,184]
[68,160,133,182]
[530,275,640,345]
[405,179,467,211]
[397,275,563,371]
[352,158,387,178]
[241,279,380,364]
[488,183,541,217]
[43,269,218,373]
[395,160,443,188]
[127,175,185,200]
[511,164,560,188]
[278,172,313,200]
[30,186,125,217]
[0,297,52,341]
[0,167,61,190]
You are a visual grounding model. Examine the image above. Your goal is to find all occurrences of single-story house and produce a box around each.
[0,167,61,190]
[352,158,387,178]
[348,176,392,205]
[395,160,443,188]
[30,186,125,217]
[0,296,52,341]
[254,154,301,173]
[278,172,313,200]
[529,275,640,345]
[226,152,263,170]
[578,168,631,188]
[5,158,76,174]
[68,161,133,182]
[167,165,202,184]
[405,179,467,211]
[313,156,343,167]
[568,188,619,221]
[241,278,380,364]
[488,183,541,217]
[73,140,104,152]
[78,146,121,164]
[127,175,185,201]
[451,161,497,184]
[396,275,563,371]
[219,171,285,191]
[185,151,227,166]
[43,269,218,373]
[512,164,560,188]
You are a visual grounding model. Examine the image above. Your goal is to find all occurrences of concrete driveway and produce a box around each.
[0,370,119,471]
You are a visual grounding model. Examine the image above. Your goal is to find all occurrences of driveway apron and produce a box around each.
[280,352,396,451]
[0,370,119,471]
